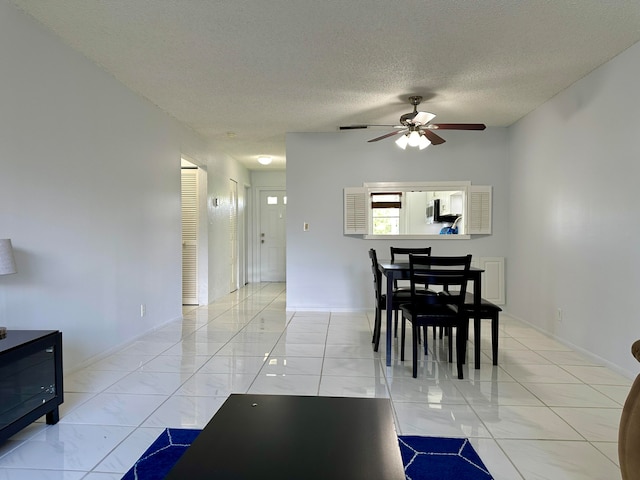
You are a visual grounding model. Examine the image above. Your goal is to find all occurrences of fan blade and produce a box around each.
[422,130,446,145]
[367,130,406,142]
[429,123,486,130]
[339,124,402,130]
[339,125,369,130]
[413,111,436,125]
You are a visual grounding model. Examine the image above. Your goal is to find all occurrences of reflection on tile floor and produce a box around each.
[0,283,629,479]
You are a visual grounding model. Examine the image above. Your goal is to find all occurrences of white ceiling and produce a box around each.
[10,0,640,170]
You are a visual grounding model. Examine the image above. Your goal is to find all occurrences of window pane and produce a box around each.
[372,208,399,218]
[371,194,401,202]
[372,218,399,235]
[267,196,278,205]
[366,182,471,236]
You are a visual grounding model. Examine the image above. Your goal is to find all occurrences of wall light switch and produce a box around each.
[303,223,309,231]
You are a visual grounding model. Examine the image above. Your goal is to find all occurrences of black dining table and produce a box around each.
[377,262,485,368]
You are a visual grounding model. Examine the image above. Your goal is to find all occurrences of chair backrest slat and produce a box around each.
[390,246,431,264]
[408,254,472,308]
[390,247,431,289]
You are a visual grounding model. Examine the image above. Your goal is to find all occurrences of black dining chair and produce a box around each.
[389,247,432,336]
[439,289,502,367]
[368,249,413,352]
[460,292,502,366]
[400,254,472,379]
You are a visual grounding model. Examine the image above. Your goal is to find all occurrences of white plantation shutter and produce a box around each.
[344,187,367,234]
[181,169,198,304]
[468,186,492,234]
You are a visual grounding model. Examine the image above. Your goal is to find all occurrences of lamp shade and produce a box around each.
[0,239,17,275]
[395,134,409,149]
[407,130,421,147]
[418,134,431,150]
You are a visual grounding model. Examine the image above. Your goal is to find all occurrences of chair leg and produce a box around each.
[423,325,428,355]
[394,309,399,338]
[474,316,481,369]
[373,307,382,352]
[492,313,499,366]
[412,322,419,378]
[400,314,406,361]
[456,321,467,379]
[448,327,453,363]
[463,323,468,365]
[372,307,378,343]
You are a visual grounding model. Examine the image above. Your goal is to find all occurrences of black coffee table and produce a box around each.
[165,394,405,480]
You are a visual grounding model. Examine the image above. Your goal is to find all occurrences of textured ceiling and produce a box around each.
[10,0,640,169]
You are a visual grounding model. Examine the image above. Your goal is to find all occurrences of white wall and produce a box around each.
[199,153,251,300]
[250,171,286,189]
[286,128,509,310]
[0,2,249,370]
[508,40,640,376]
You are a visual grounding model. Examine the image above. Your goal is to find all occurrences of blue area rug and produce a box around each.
[399,435,493,480]
[122,428,493,480]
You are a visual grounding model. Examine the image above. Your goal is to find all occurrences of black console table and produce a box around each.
[0,330,63,442]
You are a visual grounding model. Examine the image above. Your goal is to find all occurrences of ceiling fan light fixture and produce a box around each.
[395,134,409,149]
[257,156,272,165]
[407,130,421,147]
[366,95,485,147]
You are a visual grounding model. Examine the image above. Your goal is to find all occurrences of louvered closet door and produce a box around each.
[181,168,198,305]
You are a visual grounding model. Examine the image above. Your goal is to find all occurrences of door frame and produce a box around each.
[181,156,208,305]
[252,187,286,283]
[181,166,199,305]
[229,178,239,293]
[244,184,251,286]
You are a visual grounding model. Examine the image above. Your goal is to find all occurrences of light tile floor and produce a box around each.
[0,283,629,479]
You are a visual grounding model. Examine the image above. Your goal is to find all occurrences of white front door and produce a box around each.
[259,190,286,282]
